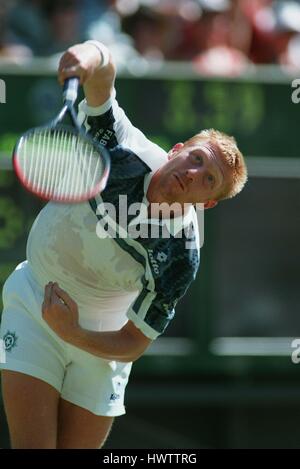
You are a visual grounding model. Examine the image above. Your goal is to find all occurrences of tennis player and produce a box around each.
[0,41,247,448]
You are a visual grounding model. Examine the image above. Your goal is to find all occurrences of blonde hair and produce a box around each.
[184,129,247,200]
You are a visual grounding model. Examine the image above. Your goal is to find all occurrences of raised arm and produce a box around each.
[58,41,116,107]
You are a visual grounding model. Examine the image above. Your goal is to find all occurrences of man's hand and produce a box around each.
[58,42,116,107]
[58,43,103,86]
[42,282,81,342]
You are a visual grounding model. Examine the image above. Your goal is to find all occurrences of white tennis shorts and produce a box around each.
[0,262,132,417]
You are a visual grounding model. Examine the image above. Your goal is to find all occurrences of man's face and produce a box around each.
[151,140,230,207]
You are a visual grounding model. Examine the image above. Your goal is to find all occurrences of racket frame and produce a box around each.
[12,79,110,203]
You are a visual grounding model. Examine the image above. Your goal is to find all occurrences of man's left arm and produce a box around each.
[42,233,200,361]
[42,282,152,363]
[73,320,152,363]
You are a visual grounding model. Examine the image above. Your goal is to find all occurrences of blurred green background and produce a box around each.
[0,62,300,449]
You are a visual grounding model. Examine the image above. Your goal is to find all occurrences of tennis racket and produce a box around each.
[13,77,110,203]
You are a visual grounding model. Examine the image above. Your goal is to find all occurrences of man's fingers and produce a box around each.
[58,45,97,85]
[52,283,77,311]
[43,282,53,309]
[61,65,79,74]
[58,57,74,70]
[58,66,86,86]
[58,66,81,85]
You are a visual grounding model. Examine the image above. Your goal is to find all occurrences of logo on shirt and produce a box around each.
[3,331,18,352]
[148,250,168,274]
[92,127,115,147]
[157,252,167,263]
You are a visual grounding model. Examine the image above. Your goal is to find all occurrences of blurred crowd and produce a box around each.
[1,0,300,75]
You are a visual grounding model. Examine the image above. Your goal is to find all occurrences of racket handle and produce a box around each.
[63,77,80,105]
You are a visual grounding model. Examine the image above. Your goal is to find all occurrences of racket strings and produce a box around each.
[17,128,105,201]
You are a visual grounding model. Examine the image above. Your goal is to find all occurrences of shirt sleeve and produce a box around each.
[126,235,200,340]
[77,88,131,149]
[77,89,168,170]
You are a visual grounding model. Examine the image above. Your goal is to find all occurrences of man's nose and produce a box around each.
[185,168,199,182]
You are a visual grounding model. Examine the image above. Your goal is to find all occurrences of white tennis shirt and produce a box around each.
[26,89,200,339]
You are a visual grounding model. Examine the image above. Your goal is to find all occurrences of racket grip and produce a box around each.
[63,77,80,105]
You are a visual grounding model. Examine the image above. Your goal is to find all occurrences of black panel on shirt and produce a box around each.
[86,107,118,149]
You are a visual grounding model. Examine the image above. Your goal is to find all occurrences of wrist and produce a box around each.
[84,40,110,69]
[64,324,85,346]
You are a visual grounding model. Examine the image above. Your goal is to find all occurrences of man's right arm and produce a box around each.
[59,42,167,165]
[58,41,116,107]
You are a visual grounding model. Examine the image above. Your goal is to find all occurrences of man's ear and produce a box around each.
[168,142,184,160]
[204,200,218,209]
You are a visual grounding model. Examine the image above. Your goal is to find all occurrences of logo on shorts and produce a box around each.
[110,381,122,401]
[110,393,120,401]
[3,331,18,352]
